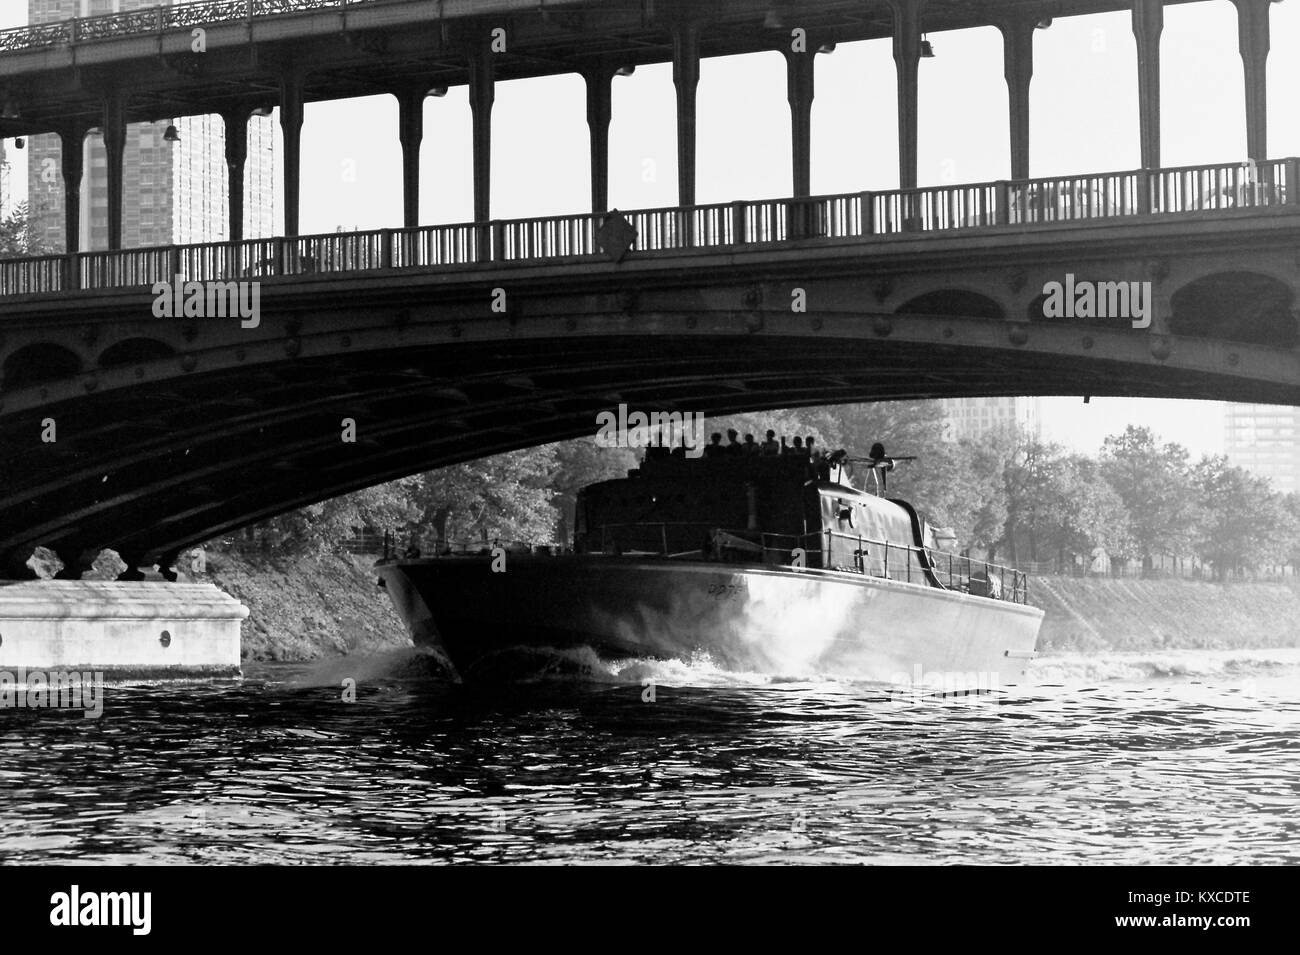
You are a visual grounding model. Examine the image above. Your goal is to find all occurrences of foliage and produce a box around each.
[548,438,637,543]
[409,445,561,548]
[1034,454,1133,560]
[0,201,43,257]
[1192,458,1288,578]
[1101,426,1198,559]
[246,479,422,556]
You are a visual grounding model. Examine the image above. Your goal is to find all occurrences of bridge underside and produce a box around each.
[0,323,1293,577]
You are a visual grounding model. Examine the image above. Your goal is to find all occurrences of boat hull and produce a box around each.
[376,555,1043,685]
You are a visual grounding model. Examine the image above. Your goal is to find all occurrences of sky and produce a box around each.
[4,0,1299,459]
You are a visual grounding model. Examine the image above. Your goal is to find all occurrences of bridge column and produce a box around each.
[57,124,86,264]
[1132,0,1163,171]
[584,63,613,214]
[396,87,425,229]
[221,109,248,243]
[469,42,495,223]
[1232,0,1270,163]
[101,91,126,251]
[888,0,927,191]
[784,43,815,198]
[280,71,305,237]
[672,20,700,207]
[999,17,1034,181]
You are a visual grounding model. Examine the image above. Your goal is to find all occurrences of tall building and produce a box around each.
[939,396,1042,443]
[1224,403,1300,495]
[25,0,274,252]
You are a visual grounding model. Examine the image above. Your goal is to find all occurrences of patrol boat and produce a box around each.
[375,448,1043,685]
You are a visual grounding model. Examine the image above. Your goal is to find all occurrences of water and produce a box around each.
[1,647,1297,865]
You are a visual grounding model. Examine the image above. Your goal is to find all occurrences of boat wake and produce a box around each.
[461,643,911,689]
[1027,647,1300,684]
[447,643,786,687]
[460,644,1300,692]
[281,645,456,687]
[279,644,1300,693]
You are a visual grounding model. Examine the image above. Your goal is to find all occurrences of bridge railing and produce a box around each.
[0,254,64,295]
[1008,170,1144,222]
[1,158,1296,299]
[1151,158,1292,212]
[80,246,173,290]
[0,0,385,52]
[871,183,1001,231]
[499,214,598,260]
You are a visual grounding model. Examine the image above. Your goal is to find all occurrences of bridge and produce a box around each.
[0,0,1295,579]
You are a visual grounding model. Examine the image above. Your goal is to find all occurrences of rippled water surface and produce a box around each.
[1,647,1297,864]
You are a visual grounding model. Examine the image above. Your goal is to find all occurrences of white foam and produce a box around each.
[1027,647,1300,684]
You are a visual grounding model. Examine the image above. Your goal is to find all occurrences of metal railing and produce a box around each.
[584,522,1030,604]
[378,530,559,559]
[594,521,719,558]
[1,157,1295,299]
[0,0,394,52]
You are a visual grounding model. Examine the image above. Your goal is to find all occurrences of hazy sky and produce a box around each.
[4,0,1299,459]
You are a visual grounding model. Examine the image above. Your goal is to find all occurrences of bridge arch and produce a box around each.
[1170,271,1297,348]
[895,289,1004,320]
[2,343,83,390]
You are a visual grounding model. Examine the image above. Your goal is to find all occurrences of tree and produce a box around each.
[549,438,637,544]
[1037,455,1133,563]
[0,201,43,257]
[409,445,561,548]
[1281,493,1300,570]
[1000,434,1061,564]
[237,445,563,556]
[1101,425,1197,563]
[963,435,1010,552]
[822,399,947,464]
[1193,457,1287,578]
[242,478,422,556]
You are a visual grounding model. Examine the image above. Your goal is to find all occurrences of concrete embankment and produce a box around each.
[200,548,409,662]
[1032,575,1300,651]
[0,580,245,677]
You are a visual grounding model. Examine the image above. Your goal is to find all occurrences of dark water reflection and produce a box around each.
[1,648,1297,864]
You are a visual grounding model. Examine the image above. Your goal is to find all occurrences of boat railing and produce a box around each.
[587,523,1029,604]
[760,529,1029,604]
[381,532,561,559]
[594,521,720,557]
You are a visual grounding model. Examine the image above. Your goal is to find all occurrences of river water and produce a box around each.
[1,646,1297,865]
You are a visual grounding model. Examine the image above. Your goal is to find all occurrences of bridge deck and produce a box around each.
[2,158,1296,300]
